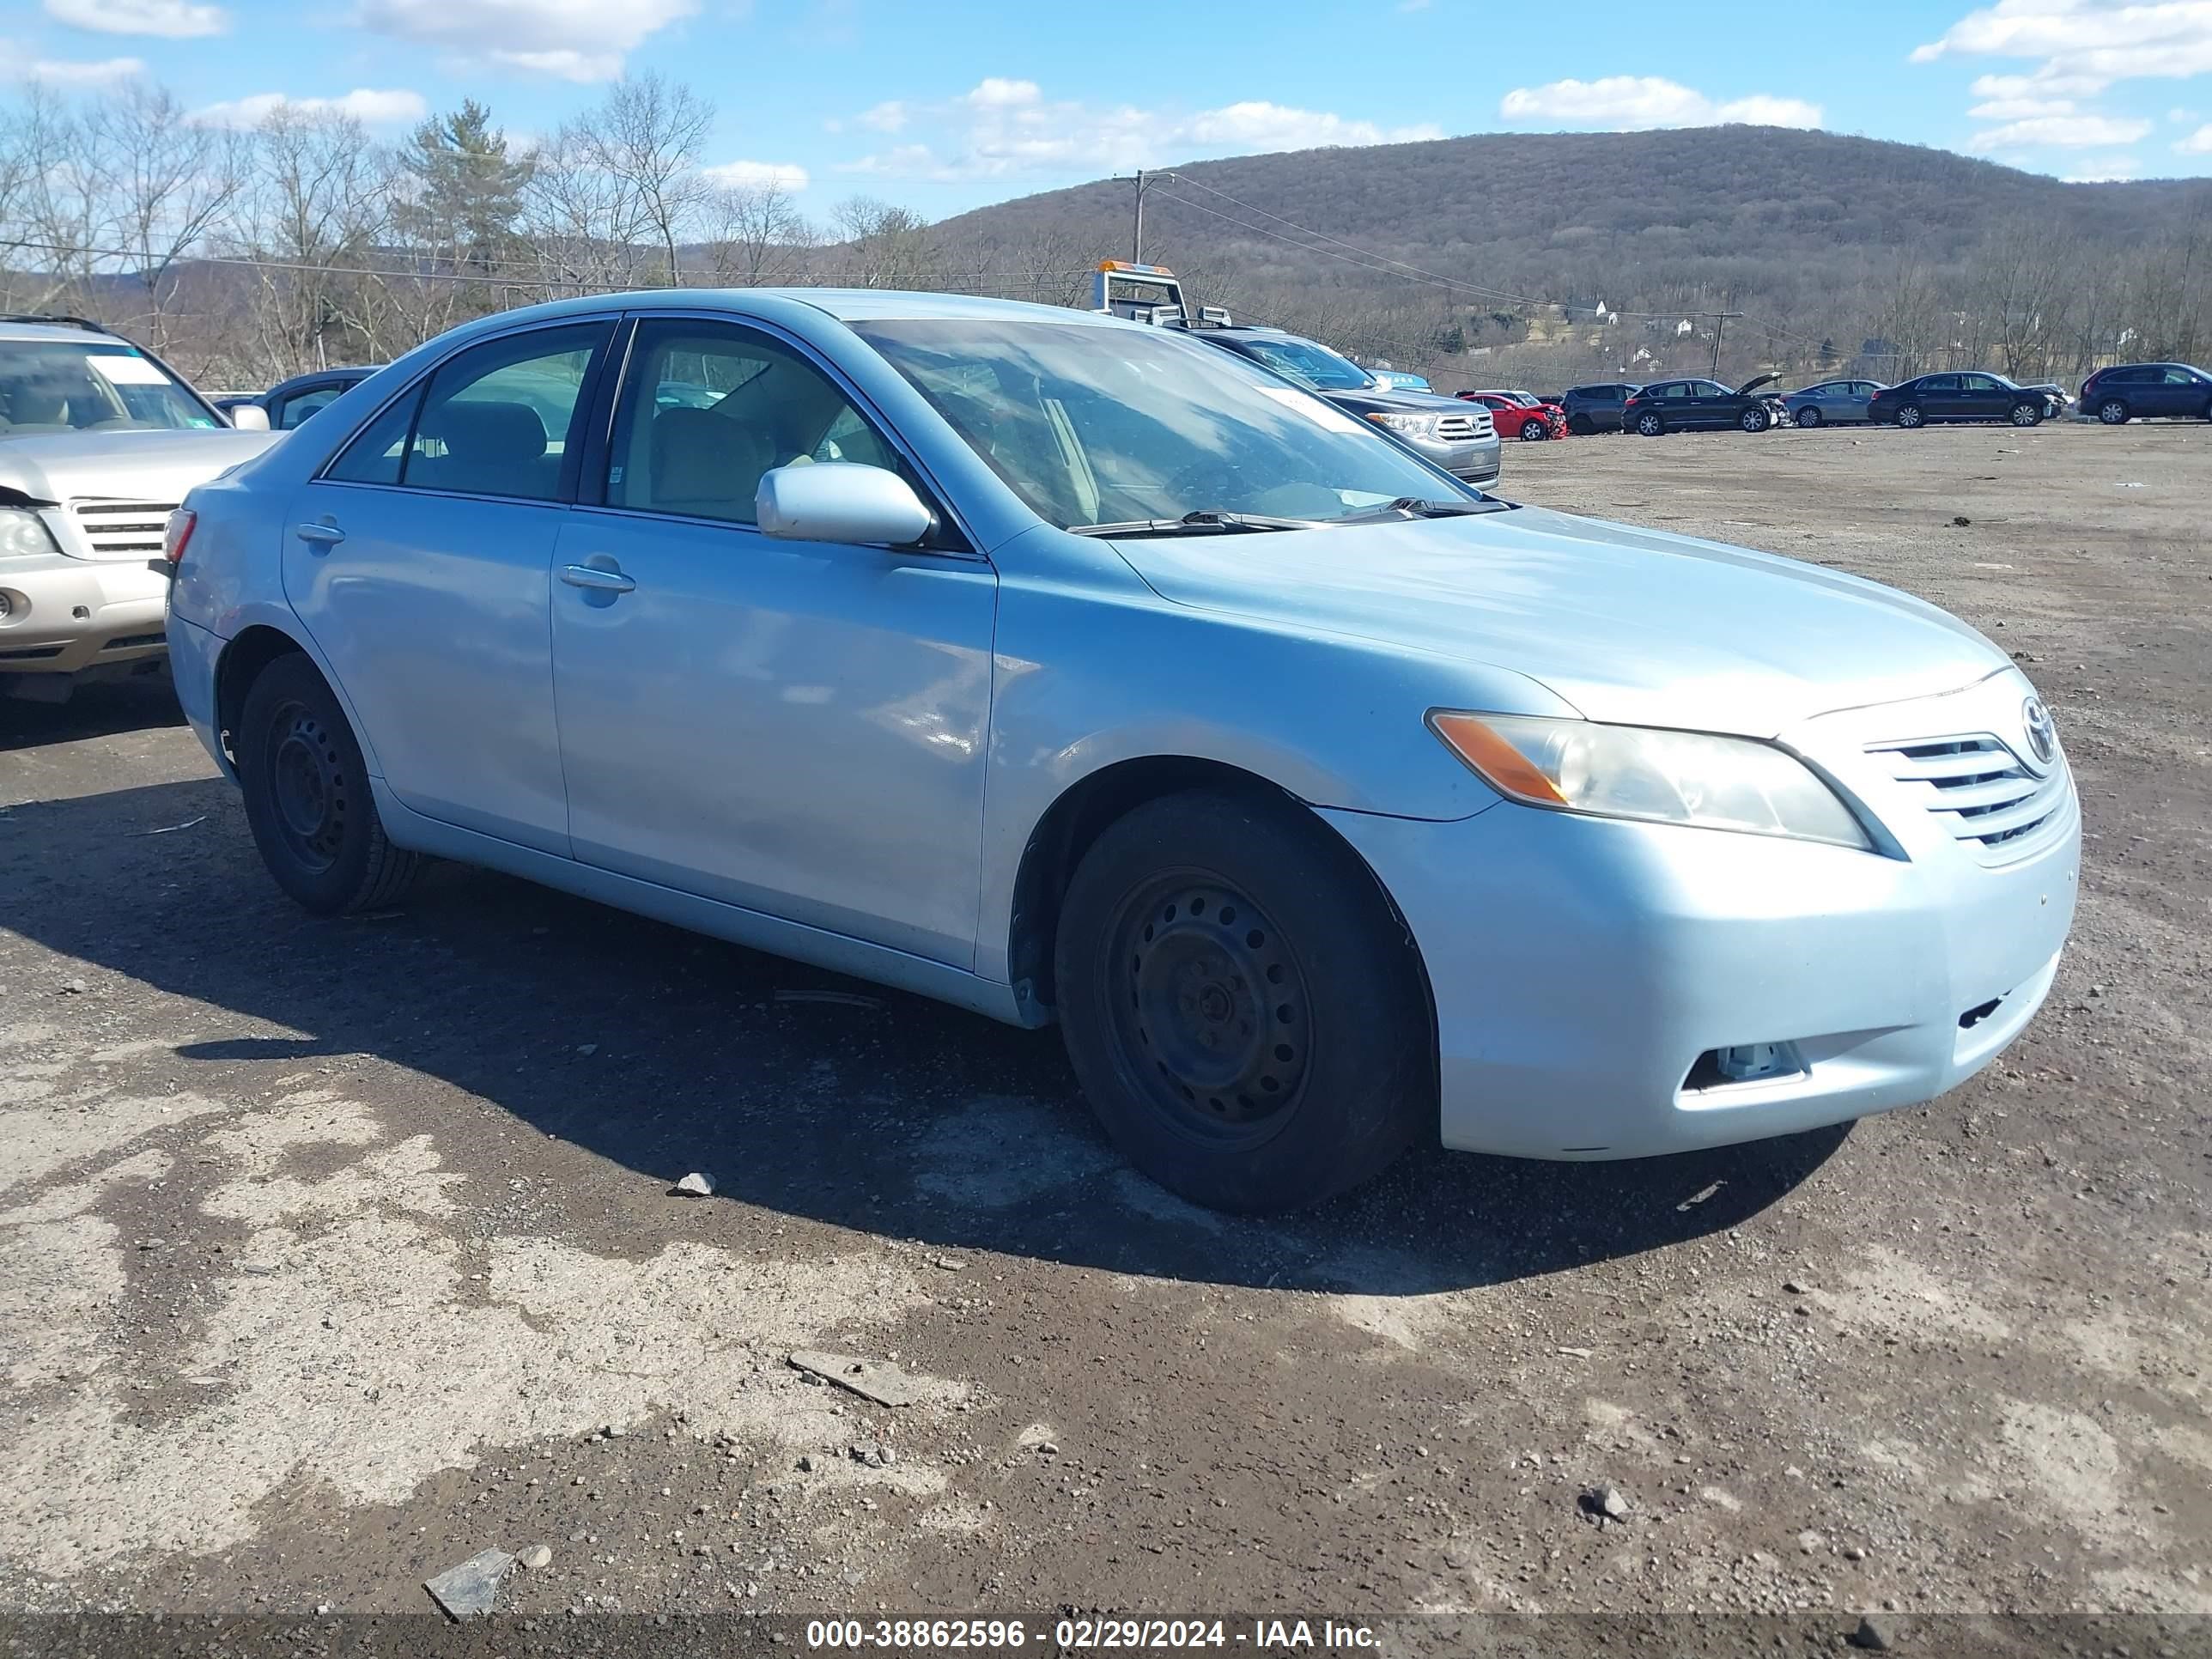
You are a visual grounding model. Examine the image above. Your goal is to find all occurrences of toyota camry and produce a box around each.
[165,291,2080,1212]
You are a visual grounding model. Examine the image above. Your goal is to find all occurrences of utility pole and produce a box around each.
[1695,310,1745,377]
[1127,169,1182,264]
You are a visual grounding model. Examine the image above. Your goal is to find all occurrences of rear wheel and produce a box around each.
[1740,405,1772,433]
[1566,414,1594,436]
[1895,404,1925,429]
[1634,410,1666,437]
[237,653,420,915]
[1054,789,1432,1213]
[1795,404,1823,428]
[2096,398,2130,425]
[2009,400,2043,427]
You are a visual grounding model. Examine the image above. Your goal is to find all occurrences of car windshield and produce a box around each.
[854,319,1474,531]
[1220,334,1376,392]
[0,338,219,435]
[1504,391,1542,406]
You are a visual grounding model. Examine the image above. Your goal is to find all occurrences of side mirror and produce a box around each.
[756,462,933,547]
[228,404,270,431]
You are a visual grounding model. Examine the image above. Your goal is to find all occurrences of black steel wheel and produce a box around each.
[1054,788,1432,1212]
[237,651,419,915]
[1105,873,1310,1145]
[1566,414,1594,436]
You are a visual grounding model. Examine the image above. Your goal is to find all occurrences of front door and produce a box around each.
[548,315,998,968]
[283,318,614,853]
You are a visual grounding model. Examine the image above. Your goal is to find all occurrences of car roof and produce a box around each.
[468,287,1139,331]
[0,319,133,345]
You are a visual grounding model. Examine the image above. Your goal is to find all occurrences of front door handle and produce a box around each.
[295,520,344,549]
[559,563,636,594]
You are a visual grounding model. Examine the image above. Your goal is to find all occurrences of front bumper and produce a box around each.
[1322,672,2080,1159]
[0,552,171,674]
[1427,432,1502,486]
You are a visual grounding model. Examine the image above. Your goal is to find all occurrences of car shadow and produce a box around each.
[0,673,185,754]
[3,775,1848,1296]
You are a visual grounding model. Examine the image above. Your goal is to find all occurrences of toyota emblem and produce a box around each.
[2021,697,2057,769]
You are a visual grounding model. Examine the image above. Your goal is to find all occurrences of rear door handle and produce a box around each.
[559,563,636,594]
[295,520,344,548]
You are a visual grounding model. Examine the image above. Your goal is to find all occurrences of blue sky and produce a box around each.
[9,0,2212,215]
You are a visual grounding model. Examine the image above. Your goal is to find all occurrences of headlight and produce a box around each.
[0,507,62,562]
[1367,410,1443,442]
[1429,711,1872,850]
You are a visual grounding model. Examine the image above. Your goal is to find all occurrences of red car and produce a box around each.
[1456,388,1565,441]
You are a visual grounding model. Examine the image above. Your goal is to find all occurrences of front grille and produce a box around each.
[1436,413,1484,441]
[1866,733,2068,861]
[68,499,177,560]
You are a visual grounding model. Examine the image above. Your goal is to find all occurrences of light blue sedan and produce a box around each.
[164,291,2078,1212]
[1784,378,1887,428]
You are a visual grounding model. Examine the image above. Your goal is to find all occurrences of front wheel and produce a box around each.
[1518,419,1549,441]
[1634,411,1666,437]
[1054,790,1432,1213]
[1795,404,1823,428]
[237,652,420,915]
[2009,400,2044,427]
[1741,405,1772,433]
[2097,398,2130,425]
[1895,404,1925,428]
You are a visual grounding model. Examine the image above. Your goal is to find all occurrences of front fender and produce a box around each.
[975,566,1571,983]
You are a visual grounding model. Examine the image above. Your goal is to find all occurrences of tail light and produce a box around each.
[162,507,197,566]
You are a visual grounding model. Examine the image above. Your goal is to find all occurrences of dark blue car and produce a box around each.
[2079,362,2212,425]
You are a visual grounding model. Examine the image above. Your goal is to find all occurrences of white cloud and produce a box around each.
[840,80,1447,181]
[1968,111,2154,149]
[702,158,809,191]
[1497,75,1821,131]
[2179,121,2212,151]
[963,77,1039,108]
[25,54,144,82]
[1914,0,2212,84]
[1970,94,2075,118]
[356,0,697,82]
[192,87,428,127]
[43,0,225,35]
[2061,153,2143,179]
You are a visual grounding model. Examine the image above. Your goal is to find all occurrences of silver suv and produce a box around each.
[0,316,276,701]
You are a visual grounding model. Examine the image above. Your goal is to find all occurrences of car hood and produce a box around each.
[1109,506,2008,735]
[1324,385,1481,416]
[0,427,283,504]
[1738,373,1782,396]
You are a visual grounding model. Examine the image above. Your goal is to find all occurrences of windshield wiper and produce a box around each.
[1069,509,1322,538]
[1333,496,1516,525]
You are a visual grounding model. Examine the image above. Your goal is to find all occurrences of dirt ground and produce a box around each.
[1,422,2207,1648]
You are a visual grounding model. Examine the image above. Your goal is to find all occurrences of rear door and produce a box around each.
[282,318,614,854]
[1916,375,1961,418]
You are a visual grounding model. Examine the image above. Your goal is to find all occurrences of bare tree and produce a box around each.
[828,196,938,289]
[87,83,246,351]
[561,72,714,287]
[701,181,812,286]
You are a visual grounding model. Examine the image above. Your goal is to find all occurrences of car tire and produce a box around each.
[1795,405,1822,428]
[1895,404,1925,429]
[1634,411,1666,437]
[237,652,421,915]
[2009,400,2043,427]
[1740,406,1772,434]
[1053,788,1432,1214]
[1565,415,1593,436]
[1518,420,1549,441]
[2096,398,2130,425]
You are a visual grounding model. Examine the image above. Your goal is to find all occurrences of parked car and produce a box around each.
[0,314,278,702]
[224,366,380,430]
[2078,362,2212,425]
[1559,382,1642,435]
[1869,373,2067,428]
[1784,379,1887,428]
[1624,375,1788,436]
[1458,389,1565,441]
[1367,368,1431,392]
[1176,323,1500,486]
[168,291,2077,1212]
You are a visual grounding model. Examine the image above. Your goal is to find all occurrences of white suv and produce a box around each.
[0,316,276,702]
